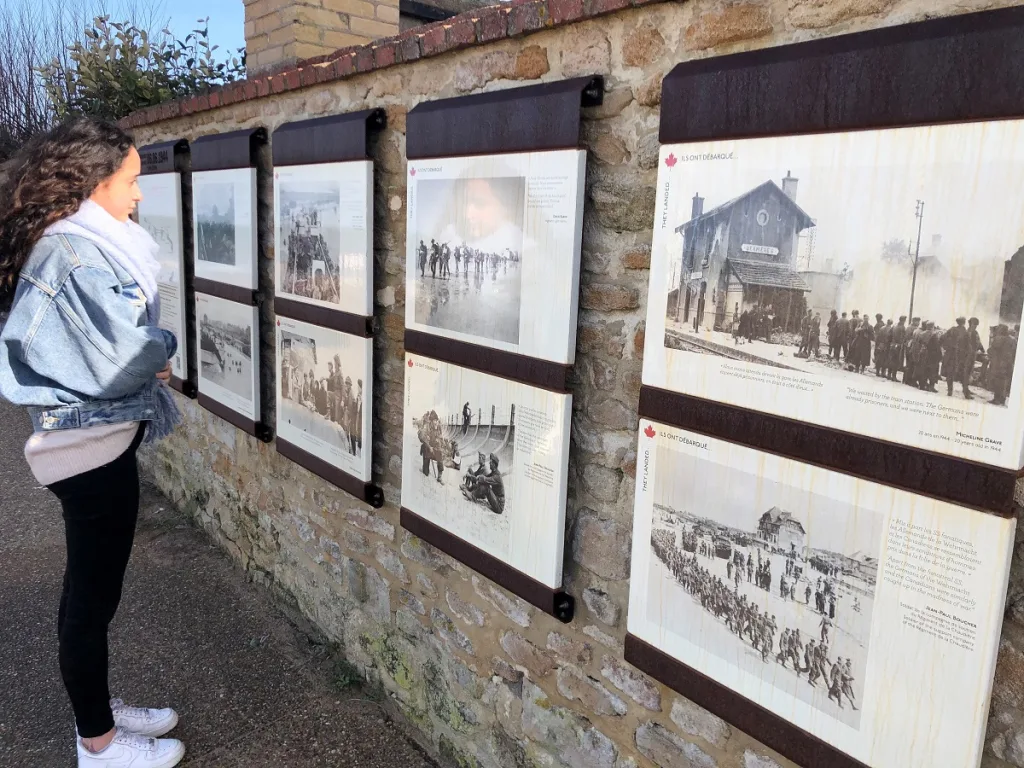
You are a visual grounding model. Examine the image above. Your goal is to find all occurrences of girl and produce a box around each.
[0,118,185,767]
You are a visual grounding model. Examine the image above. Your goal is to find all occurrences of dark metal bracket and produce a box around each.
[407,75,605,159]
[273,108,387,166]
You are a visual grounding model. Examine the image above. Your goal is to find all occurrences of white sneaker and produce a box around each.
[77,727,185,767]
[111,698,179,737]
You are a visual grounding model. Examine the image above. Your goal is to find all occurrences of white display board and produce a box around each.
[192,168,258,290]
[643,119,1024,468]
[276,316,372,481]
[629,419,1014,768]
[274,161,373,317]
[401,354,572,587]
[138,173,188,380]
[196,293,260,421]
[405,149,586,363]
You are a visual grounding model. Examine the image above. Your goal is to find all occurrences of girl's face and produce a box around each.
[90,146,143,222]
[464,179,506,238]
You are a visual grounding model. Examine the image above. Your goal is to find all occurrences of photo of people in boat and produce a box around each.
[278,322,366,462]
[277,176,370,310]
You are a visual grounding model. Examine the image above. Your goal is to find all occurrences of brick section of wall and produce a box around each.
[244,0,401,74]
[130,1,1024,768]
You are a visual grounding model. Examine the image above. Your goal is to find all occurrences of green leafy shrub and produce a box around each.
[40,16,245,122]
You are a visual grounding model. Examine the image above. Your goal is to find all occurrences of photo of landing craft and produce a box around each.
[279,330,364,458]
[414,403,515,515]
[277,182,355,305]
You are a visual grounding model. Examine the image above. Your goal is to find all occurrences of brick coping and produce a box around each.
[120,0,666,130]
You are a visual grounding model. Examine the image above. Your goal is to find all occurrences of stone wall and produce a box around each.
[130,0,1024,766]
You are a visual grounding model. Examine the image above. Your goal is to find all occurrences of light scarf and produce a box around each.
[45,199,181,443]
[47,198,162,323]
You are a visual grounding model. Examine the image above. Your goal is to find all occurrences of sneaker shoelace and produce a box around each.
[114,728,156,751]
[110,699,155,722]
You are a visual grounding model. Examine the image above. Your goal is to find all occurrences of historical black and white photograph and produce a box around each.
[402,356,573,585]
[195,181,236,266]
[138,174,183,284]
[647,446,883,729]
[275,164,371,313]
[406,151,587,364]
[276,317,370,478]
[630,423,1017,766]
[139,212,179,281]
[407,395,516,556]
[138,174,186,379]
[659,123,1024,410]
[411,174,526,345]
[197,294,257,417]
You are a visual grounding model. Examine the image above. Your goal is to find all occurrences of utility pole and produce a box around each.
[806,226,817,269]
[908,200,925,321]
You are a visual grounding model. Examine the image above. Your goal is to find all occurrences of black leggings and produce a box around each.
[47,424,145,738]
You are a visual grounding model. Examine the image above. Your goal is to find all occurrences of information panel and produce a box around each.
[643,120,1024,468]
[138,173,187,381]
[196,293,260,422]
[405,150,586,365]
[274,161,373,317]
[629,420,1014,768]
[192,168,258,291]
[401,354,571,588]
[276,316,372,482]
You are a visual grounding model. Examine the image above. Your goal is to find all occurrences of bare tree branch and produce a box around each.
[0,0,167,161]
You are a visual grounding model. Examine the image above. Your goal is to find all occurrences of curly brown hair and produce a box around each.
[0,118,134,310]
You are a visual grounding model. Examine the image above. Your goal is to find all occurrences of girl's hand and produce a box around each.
[156,363,172,382]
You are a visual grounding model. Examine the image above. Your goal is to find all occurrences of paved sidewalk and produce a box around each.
[0,399,436,768]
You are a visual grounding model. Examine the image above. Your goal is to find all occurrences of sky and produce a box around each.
[161,0,244,57]
[655,442,884,558]
[663,119,1024,274]
[9,0,245,57]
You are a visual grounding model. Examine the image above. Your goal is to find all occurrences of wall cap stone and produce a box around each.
[119,0,670,130]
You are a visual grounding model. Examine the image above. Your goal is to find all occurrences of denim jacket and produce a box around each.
[0,233,175,433]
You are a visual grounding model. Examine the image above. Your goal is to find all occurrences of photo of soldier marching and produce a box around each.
[662,129,1024,409]
[648,451,883,729]
[412,175,527,345]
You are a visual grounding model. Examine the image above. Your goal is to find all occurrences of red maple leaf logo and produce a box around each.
[408,359,414,367]
[410,168,416,176]
[644,424,656,438]
[665,153,677,168]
